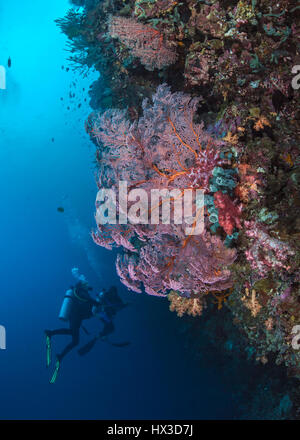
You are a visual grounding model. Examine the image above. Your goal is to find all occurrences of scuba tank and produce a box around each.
[59,289,75,321]
[59,282,93,321]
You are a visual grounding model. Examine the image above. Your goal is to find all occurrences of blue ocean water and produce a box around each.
[0,0,240,419]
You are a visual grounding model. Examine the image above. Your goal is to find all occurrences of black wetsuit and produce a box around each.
[48,284,115,361]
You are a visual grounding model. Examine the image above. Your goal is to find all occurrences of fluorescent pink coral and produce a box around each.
[214,191,242,235]
[109,16,177,71]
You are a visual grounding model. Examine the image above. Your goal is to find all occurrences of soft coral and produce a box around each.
[214,191,242,235]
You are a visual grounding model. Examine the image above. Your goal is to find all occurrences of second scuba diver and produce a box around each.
[45,268,129,384]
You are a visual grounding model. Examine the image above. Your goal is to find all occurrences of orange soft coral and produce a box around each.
[168,291,204,317]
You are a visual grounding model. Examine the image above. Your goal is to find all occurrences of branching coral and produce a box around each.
[241,288,262,318]
[168,290,204,317]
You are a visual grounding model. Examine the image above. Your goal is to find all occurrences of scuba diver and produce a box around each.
[45,268,129,384]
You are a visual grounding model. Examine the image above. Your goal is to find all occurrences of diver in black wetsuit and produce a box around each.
[45,269,127,383]
[45,281,97,361]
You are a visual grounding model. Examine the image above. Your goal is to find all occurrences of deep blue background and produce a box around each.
[0,0,238,419]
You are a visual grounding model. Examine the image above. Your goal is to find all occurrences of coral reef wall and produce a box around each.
[58,0,300,416]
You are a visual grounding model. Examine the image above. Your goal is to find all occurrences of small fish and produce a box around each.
[57,207,64,213]
[51,138,55,142]
[66,67,69,72]
[7,57,11,68]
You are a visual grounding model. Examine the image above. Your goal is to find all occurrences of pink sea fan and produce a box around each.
[92,224,137,253]
[108,16,177,71]
[116,254,142,293]
[88,84,225,193]
[88,109,130,149]
[115,231,236,296]
[89,84,236,297]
